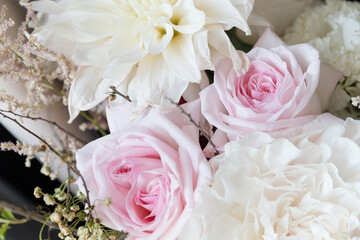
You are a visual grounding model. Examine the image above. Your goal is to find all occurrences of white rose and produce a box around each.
[180,116,360,240]
[31,0,254,122]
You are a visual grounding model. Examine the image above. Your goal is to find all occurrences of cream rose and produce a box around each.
[180,116,360,239]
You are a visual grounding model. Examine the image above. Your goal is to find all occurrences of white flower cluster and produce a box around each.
[180,118,360,239]
[283,0,360,117]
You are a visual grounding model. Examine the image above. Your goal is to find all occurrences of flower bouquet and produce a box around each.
[1,0,360,239]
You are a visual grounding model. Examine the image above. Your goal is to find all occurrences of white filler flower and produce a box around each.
[180,117,360,240]
[31,0,253,122]
[283,0,360,117]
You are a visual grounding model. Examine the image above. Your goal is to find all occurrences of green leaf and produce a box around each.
[0,208,15,220]
[0,223,9,240]
[226,28,253,53]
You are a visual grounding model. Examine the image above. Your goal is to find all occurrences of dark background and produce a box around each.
[0,124,60,240]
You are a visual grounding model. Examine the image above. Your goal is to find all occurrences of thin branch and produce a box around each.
[79,111,107,137]
[0,109,87,145]
[166,97,220,155]
[0,200,59,231]
[0,218,27,224]
[66,168,71,207]
[0,111,62,158]
[109,86,132,102]
[0,111,92,207]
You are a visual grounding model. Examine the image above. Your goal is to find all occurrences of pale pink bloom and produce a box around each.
[76,101,212,240]
[201,28,341,144]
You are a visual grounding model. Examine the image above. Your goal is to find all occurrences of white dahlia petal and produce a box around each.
[31,0,65,14]
[109,28,147,64]
[192,30,212,70]
[72,43,109,67]
[207,25,250,75]
[126,55,188,107]
[68,66,107,122]
[163,34,201,83]
[142,23,174,55]
[171,0,205,34]
[196,0,253,33]
[68,63,134,122]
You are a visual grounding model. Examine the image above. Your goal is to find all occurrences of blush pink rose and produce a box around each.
[76,101,212,240]
[201,28,342,142]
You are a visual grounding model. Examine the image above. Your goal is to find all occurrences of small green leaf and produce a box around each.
[0,223,9,240]
[226,28,253,53]
[0,208,15,220]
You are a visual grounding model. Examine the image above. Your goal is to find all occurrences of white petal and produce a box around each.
[342,18,360,51]
[207,25,250,75]
[143,23,174,55]
[31,0,66,14]
[38,18,106,43]
[70,12,118,39]
[72,42,109,67]
[126,55,188,107]
[163,34,201,83]
[171,0,205,34]
[109,28,148,64]
[68,66,132,122]
[106,103,148,133]
[195,0,252,33]
[193,30,213,70]
[31,28,76,59]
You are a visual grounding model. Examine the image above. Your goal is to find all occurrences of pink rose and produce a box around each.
[76,101,212,239]
[201,28,341,142]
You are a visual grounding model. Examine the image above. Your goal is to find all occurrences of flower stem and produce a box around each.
[79,111,107,136]
[0,200,58,230]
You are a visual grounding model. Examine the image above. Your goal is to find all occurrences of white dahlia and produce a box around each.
[31,0,253,121]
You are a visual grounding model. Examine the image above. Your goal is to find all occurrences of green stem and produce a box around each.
[0,218,27,224]
[79,112,107,136]
[39,217,49,240]
[41,77,64,96]
[0,40,38,73]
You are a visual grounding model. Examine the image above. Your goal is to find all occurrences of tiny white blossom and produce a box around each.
[43,194,56,206]
[352,96,360,108]
[59,222,70,236]
[50,212,62,224]
[40,165,51,176]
